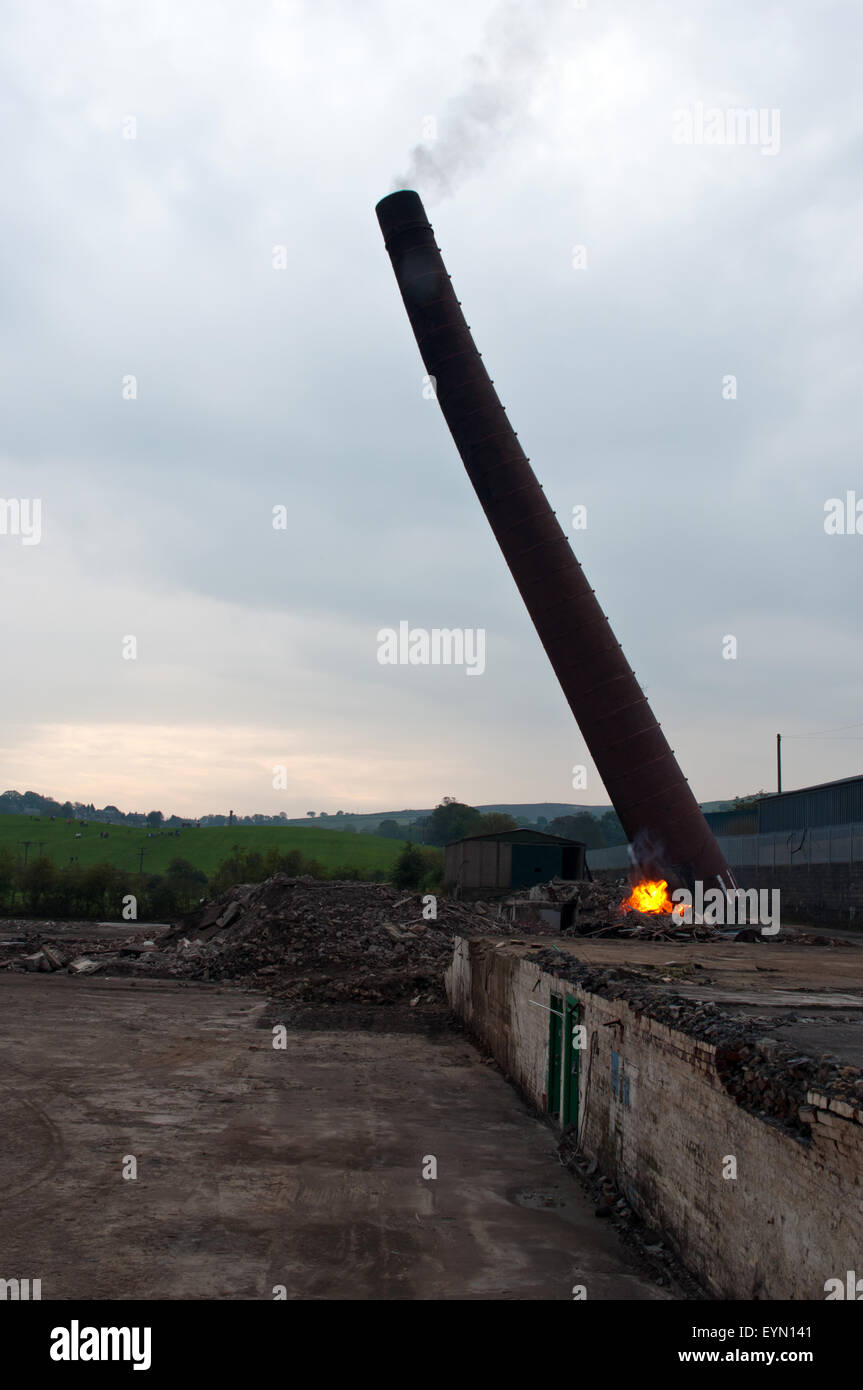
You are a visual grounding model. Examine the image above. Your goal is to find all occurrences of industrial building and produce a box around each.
[585,775,863,922]
[754,775,863,833]
[445,828,586,896]
[703,775,863,836]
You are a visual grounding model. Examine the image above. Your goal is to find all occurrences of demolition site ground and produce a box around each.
[2,874,862,1300]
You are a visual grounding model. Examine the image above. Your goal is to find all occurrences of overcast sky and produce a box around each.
[1,0,861,818]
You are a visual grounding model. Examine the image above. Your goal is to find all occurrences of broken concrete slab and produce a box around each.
[67,957,100,975]
[41,945,68,971]
[216,901,242,931]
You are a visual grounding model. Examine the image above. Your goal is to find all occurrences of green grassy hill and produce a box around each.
[0,816,406,878]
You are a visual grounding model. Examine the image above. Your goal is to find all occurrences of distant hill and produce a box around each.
[277,803,616,834]
[476,803,613,820]
[1,788,737,842]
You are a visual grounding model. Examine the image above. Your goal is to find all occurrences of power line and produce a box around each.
[776,725,863,793]
[18,840,47,866]
[784,720,863,738]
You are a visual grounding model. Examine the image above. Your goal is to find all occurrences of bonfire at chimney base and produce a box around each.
[622,879,676,915]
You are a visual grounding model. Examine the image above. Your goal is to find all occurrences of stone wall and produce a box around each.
[446,938,863,1299]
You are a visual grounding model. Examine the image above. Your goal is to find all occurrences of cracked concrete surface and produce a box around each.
[0,974,668,1300]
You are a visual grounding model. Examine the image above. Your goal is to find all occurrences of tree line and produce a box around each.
[375,798,626,849]
[0,843,444,923]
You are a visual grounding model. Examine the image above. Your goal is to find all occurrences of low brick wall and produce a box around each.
[446,938,863,1299]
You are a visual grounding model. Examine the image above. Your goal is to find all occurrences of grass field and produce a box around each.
[0,816,406,878]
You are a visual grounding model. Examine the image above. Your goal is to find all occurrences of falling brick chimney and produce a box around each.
[376,189,736,894]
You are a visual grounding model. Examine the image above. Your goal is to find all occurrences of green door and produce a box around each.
[546,993,562,1117]
[562,997,580,1128]
[511,842,562,890]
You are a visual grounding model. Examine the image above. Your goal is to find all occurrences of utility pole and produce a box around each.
[776,733,782,794]
[137,847,146,874]
[18,841,46,866]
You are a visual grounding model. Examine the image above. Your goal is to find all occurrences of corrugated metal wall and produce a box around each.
[588,821,863,872]
[445,839,513,889]
[757,780,863,833]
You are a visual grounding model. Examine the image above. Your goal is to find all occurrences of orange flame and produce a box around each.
[622,878,677,915]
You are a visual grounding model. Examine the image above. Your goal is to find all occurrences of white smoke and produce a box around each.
[393,0,569,202]
[626,826,670,884]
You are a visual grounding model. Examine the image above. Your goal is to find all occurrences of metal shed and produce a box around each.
[444,829,586,895]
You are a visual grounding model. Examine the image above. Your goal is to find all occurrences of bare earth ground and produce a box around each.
[0,973,668,1301]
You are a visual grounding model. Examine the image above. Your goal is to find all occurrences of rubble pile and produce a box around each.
[513,877,732,940]
[552,878,622,929]
[0,929,164,977]
[605,910,729,942]
[0,876,517,1010]
[155,877,438,1003]
[156,875,516,1006]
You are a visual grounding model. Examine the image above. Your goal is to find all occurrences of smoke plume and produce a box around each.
[392,0,568,202]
